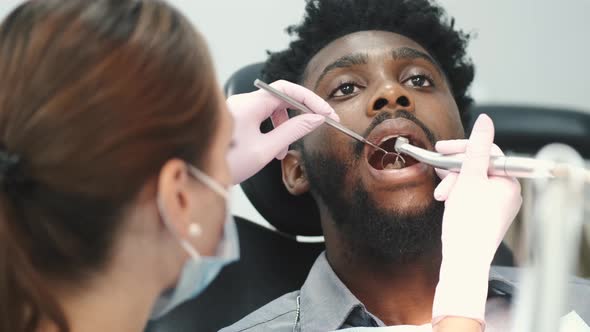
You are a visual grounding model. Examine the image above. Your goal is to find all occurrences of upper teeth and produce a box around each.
[378,135,400,145]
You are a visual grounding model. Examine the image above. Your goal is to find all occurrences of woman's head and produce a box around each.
[0,0,232,331]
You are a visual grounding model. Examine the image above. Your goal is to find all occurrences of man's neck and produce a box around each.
[325,242,442,326]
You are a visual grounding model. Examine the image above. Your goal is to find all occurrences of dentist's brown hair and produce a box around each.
[0,1,220,331]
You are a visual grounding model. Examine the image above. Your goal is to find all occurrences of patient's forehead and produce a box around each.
[303,30,432,87]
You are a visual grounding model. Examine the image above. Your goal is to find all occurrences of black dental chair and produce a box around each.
[145,63,590,332]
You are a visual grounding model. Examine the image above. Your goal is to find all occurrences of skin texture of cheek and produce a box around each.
[416,92,464,141]
[302,126,361,189]
[432,115,464,141]
[330,99,374,134]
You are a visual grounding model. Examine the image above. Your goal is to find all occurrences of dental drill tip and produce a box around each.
[394,137,410,153]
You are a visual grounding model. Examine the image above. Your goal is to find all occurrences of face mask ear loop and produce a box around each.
[179,238,202,261]
[186,165,230,200]
[157,195,202,261]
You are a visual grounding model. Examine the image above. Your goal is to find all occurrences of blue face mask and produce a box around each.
[150,165,240,319]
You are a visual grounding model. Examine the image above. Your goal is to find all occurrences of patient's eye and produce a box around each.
[330,82,360,98]
[403,75,434,88]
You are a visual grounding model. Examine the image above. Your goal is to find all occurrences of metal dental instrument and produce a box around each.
[394,136,590,181]
[254,79,405,167]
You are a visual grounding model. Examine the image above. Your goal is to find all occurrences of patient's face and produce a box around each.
[296,31,464,261]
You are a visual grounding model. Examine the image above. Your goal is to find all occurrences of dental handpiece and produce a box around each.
[253,79,388,154]
[394,137,590,182]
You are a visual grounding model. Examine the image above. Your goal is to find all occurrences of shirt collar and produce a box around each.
[299,252,386,331]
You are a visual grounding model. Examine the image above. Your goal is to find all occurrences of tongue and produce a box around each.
[384,158,405,170]
[381,149,405,170]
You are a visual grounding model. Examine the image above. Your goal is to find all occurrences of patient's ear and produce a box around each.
[281,150,310,196]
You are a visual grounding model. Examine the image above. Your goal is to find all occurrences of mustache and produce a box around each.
[352,110,437,158]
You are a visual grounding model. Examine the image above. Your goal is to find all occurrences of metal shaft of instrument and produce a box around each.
[254,79,388,154]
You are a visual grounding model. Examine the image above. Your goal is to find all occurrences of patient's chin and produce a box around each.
[318,178,443,263]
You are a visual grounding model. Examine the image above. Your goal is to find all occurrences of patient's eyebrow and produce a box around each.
[392,47,444,77]
[314,53,368,89]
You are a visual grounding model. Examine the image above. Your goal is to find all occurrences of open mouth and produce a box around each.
[368,136,420,171]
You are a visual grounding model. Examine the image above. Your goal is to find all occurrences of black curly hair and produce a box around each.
[262,0,475,125]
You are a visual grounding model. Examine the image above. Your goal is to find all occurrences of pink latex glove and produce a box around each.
[432,114,522,328]
[226,80,339,185]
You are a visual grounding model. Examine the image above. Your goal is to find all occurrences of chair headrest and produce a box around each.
[468,105,590,158]
[226,63,590,236]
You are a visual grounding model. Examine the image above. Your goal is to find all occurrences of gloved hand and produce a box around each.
[431,114,522,328]
[226,80,339,185]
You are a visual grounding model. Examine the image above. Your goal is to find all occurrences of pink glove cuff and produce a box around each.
[432,260,489,329]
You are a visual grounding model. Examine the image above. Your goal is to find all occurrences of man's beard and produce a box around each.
[302,111,444,264]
